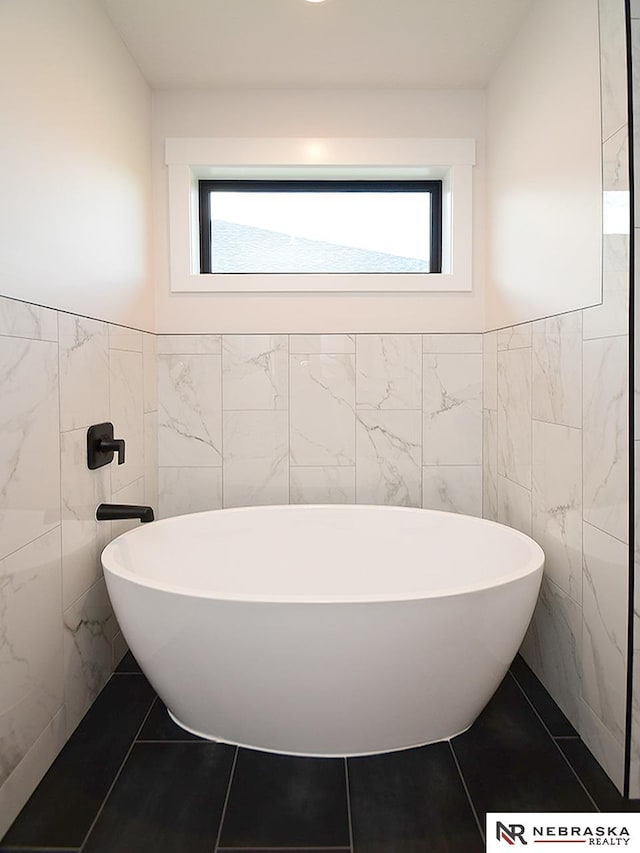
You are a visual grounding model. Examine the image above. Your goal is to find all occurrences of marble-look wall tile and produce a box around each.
[144,411,158,512]
[532,312,582,428]
[223,335,288,411]
[58,315,109,432]
[63,578,117,737]
[600,0,628,143]
[532,422,582,603]
[223,412,289,508]
[628,659,640,797]
[422,354,482,465]
[497,475,532,536]
[632,0,640,18]
[157,334,221,355]
[497,347,532,488]
[0,336,60,560]
[112,632,129,670]
[158,354,222,468]
[422,466,482,517]
[290,354,356,466]
[520,576,582,731]
[483,409,498,522]
[583,336,628,543]
[0,297,57,342]
[60,429,110,611]
[110,478,145,540]
[0,529,63,788]
[356,411,421,506]
[143,333,157,414]
[290,467,356,504]
[482,331,498,411]
[423,334,482,354]
[582,523,628,745]
[583,234,629,340]
[290,335,355,354]
[603,125,629,192]
[109,349,144,493]
[108,325,143,352]
[356,335,421,410]
[497,323,532,350]
[159,467,222,518]
[579,698,625,794]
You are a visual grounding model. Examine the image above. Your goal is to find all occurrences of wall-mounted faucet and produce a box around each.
[87,423,125,469]
[96,504,155,524]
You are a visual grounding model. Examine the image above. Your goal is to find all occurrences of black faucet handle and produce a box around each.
[87,423,126,469]
[98,438,125,465]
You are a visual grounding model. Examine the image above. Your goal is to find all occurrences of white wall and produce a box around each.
[485,0,602,330]
[152,90,486,333]
[0,0,154,331]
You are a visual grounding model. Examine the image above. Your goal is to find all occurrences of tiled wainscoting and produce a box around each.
[0,296,158,836]
[157,333,483,518]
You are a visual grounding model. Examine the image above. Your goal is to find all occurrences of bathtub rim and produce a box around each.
[101,504,544,605]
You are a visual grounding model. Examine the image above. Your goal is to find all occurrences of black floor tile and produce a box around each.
[219,749,350,848]
[137,698,203,742]
[348,742,483,853]
[0,675,155,850]
[510,654,578,737]
[557,738,640,812]
[218,850,350,852]
[82,742,235,853]
[114,650,142,674]
[452,674,595,814]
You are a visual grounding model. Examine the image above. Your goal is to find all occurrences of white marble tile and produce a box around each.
[0,529,64,789]
[603,125,629,192]
[422,334,482,354]
[159,467,222,518]
[142,333,157,414]
[158,354,222,468]
[290,354,356,466]
[636,236,640,438]
[628,658,640,797]
[422,354,482,465]
[157,334,221,354]
[497,347,532,489]
[583,336,628,543]
[483,331,498,411]
[0,337,60,560]
[356,335,421,410]
[579,697,625,794]
[0,296,57,342]
[497,324,532,350]
[583,234,629,340]
[532,422,582,603]
[520,576,582,732]
[222,335,288,411]
[108,324,143,352]
[422,466,482,517]
[483,409,498,522]
[600,0,628,143]
[290,467,355,504]
[112,631,129,669]
[356,411,421,506]
[223,411,289,508]
[632,0,640,17]
[64,578,117,737]
[0,707,66,839]
[532,312,582,428]
[109,349,144,493]
[497,475,532,536]
[144,411,158,512]
[635,440,640,651]
[290,335,355,354]
[110,478,145,540]
[58,314,109,432]
[60,429,111,611]
[582,522,628,745]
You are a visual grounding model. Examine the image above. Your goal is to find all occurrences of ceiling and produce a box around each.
[99,0,533,90]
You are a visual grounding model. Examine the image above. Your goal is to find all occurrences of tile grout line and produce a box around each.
[77,693,157,852]
[213,746,239,853]
[507,671,600,812]
[343,758,355,853]
[448,740,484,844]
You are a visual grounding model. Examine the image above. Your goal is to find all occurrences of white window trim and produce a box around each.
[165,137,476,293]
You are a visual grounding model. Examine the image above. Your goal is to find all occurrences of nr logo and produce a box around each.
[496,821,528,845]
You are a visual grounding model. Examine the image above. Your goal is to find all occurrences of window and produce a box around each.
[198,180,442,275]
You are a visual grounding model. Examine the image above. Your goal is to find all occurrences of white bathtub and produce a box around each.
[102,505,544,757]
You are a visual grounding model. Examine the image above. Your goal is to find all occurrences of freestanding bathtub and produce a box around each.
[101,504,544,757]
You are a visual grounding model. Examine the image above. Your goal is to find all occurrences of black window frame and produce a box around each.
[198,179,443,275]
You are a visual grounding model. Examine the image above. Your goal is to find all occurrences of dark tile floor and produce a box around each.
[2,653,639,853]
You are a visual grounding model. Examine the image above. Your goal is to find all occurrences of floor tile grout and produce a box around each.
[77,694,157,852]
[213,746,239,853]
[448,740,485,845]
[343,758,355,853]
